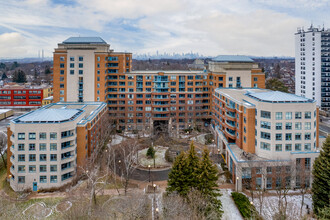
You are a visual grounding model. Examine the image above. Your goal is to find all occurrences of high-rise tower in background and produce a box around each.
[295,25,330,110]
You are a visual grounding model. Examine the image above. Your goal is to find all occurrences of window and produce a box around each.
[260,142,270,150]
[254,77,258,81]
[229,77,233,81]
[275,144,282,151]
[295,133,302,140]
[50,143,57,151]
[40,176,47,183]
[29,165,36,173]
[261,132,271,140]
[285,112,292,120]
[304,143,311,150]
[50,132,57,140]
[305,133,311,140]
[50,165,57,172]
[18,154,25,162]
[305,122,311,130]
[50,154,57,161]
[285,133,292,141]
[260,121,271,129]
[276,112,282,120]
[50,175,58,183]
[266,177,272,189]
[285,122,292,130]
[305,112,311,119]
[39,132,46,140]
[261,111,271,119]
[256,167,262,174]
[272,122,281,131]
[295,122,302,130]
[18,176,25,184]
[295,112,302,119]
[79,56,83,61]
[276,134,282,140]
[18,144,24,151]
[18,165,25,173]
[18,133,25,140]
[285,144,292,151]
[70,63,74,68]
[79,63,83,68]
[40,154,47,161]
[29,154,36,161]
[79,70,83,75]
[29,144,36,151]
[70,56,74,61]
[305,158,311,170]
[295,143,301,151]
[256,178,262,189]
[40,165,47,172]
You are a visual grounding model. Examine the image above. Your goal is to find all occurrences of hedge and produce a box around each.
[231,192,260,219]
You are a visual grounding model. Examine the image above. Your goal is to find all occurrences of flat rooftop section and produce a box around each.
[12,102,106,124]
[212,55,254,63]
[131,70,205,74]
[246,91,313,103]
[0,84,52,90]
[63,37,107,44]
[17,109,81,123]
[215,88,314,105]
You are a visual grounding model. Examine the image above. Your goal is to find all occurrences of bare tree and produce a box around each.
[115,139,139,195]
[255,162,267,215]
[295,158,311,217]
[0,132,7,168]
[273,161,294,219]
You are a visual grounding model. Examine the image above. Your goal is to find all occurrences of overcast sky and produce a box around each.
[0,0,329,58]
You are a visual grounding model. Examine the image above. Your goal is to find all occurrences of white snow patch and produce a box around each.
[219,189,243,220]
[248,194,313,220]
[110,135,126,145]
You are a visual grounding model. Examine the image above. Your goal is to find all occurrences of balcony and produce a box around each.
[225,128,236,138]
[226,111,236,119]
[225,120,236,129]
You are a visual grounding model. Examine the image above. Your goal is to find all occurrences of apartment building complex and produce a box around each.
[0,84,53,108]
[295,25,330,110]
[6,102,107,191]
[212,88,320,190]
[53,37,265,133]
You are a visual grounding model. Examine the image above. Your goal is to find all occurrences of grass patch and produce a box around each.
[231,192,261,219]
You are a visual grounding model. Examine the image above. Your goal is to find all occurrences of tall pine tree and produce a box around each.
[185,142,200,189]
[312,135,330,215]
[167,151,191,196]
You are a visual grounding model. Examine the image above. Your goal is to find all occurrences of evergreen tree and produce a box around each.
[167,151,191,196]
[12,69,27,83]
[196,148,223,217]
[1,72,8,80]
[146,146,155,158]
[185,142,200,189]
[312,135,330,216]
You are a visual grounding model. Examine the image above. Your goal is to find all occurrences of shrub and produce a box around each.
[116,130,122,133]
[165,149,173,163]
[146,146,155,159]
[205,133,214,145]
[231,192,259,219]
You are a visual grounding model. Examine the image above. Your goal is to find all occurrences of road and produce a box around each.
[130,168,171,182]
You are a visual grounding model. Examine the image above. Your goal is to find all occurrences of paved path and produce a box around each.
[219,189,243,220]
[131,168,170,182]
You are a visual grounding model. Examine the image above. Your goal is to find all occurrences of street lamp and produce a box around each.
[148,165,151,182]
[236,176,239,192]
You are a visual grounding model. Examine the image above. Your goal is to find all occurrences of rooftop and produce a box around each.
[62,37,107,44]
[215,88,315,106]
[12,102,107,124]
[131,70,205,74]
[212,55,254,63]
[246,90,313,103]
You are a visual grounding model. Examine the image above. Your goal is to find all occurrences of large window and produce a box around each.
[18,144,24,151]
[50,165,57,172]
[50,132,57,140]
[305,133,311,140]
[261,111,271,119]
[285,122,292,130]
[295,122,302,130]
[276,123,282,130]
[295,112,302,119]
[285,112,292,120]
[29,165,36,173]
[260,142,270,150]
[275,112,282,120]
[276,134,282,140]
[29,154,36,161]
[18,154,25,162]
[260,121,271,129]
[275,144,282,151]
[18,176,25,184]
[261,132,271,140]
[18,133,25,140]
[285,144,292,151]
[40,154,47,161]
[305,122,311,130]
[305,112,311,119]
[40,176,47,183]
[285,133,292,141]
[39,132,46,140]
[40,165,47,172]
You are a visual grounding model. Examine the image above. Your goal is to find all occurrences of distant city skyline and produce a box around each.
[0,0,330,58]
